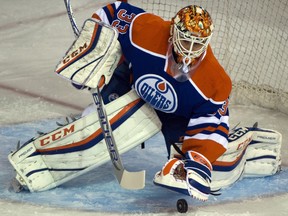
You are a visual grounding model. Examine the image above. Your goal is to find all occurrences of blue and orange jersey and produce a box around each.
[93,1,232,163]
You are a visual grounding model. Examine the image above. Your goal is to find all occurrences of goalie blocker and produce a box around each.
[8,90,161,192]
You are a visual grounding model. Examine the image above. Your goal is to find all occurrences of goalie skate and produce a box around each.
[10,177,24,193]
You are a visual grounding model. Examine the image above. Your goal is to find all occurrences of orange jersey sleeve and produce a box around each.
[191,45,232,103]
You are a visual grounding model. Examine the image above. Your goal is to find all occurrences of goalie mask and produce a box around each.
[169,5,214,75]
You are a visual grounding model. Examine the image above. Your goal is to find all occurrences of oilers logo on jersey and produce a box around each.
[135,74,178,113]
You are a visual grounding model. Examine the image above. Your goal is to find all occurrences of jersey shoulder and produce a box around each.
[92,2,145,24]
[130,13,171,56]
[192,46,232,102]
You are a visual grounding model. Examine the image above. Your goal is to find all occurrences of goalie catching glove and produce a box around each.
[153,150,213,201]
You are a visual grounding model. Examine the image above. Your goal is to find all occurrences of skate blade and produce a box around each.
[9,178,24,193]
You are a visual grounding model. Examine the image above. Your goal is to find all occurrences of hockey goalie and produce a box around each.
[8,1,282,203]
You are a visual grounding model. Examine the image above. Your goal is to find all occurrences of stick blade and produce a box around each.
[115,169,146,190]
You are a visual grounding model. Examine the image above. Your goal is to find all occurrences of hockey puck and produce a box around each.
[176,198,188,213]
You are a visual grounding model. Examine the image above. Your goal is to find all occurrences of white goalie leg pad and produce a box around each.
[8,89,161,192]
[55,18,122,88]
[243,128,282,177]
[211,127,253,190]
[211,126,282,190]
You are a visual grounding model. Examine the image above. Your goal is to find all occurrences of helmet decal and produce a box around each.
[170,5,214,70]
[174,5,214,38]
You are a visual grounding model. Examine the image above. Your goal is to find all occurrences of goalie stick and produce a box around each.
[92,86,145,189]
[63,0,145,189]
[63,0,79,37]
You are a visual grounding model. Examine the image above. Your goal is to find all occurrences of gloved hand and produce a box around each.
[153,150,213,201]
[184,150,212,201]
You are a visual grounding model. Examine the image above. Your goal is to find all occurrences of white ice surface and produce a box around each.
[0,1,288,215]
